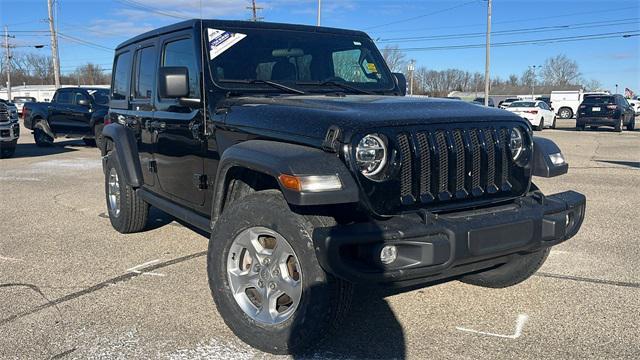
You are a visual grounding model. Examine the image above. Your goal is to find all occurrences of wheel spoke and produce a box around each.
[228,269,259,295]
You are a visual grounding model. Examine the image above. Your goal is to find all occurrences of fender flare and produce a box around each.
[532,137,568,178]
[33,119,55,139]
[101,124,144,187]
[211,140,359,222]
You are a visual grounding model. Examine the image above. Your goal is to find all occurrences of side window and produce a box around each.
[133,46,156,99]
[112,51,132,100]
[162,38,199,98]
[56,90,72,104]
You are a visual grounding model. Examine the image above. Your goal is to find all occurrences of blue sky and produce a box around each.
[1,0,639,92]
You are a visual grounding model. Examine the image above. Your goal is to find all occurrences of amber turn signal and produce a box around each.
[279,174,302,191]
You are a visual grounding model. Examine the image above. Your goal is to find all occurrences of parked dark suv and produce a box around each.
[101,19,585,355]
[576,94,635,131]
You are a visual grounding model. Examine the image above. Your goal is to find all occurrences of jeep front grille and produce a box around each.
[352,123,531,216]
[398,127,517,204]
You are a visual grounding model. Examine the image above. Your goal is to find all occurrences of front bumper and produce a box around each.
[0,121,20,142]
[313,191,585,287]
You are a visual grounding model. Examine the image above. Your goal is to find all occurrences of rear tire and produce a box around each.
[614,117,623,132]
[94,123,105,150]
[460,248,550,288]
[208,190,352,355]
[104,149,149,233]
[551,116,557,129]
[33,127,53,147]
[558,107,573,119]
[627,117,635,131]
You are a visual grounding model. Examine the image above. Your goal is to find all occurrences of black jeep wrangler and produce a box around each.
[102,20,585,354]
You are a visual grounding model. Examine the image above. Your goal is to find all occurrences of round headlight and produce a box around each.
[509,127,525,161]
[355,134,387,177]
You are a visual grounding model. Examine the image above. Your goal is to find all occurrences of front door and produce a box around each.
[153,34,206,207]
[48,89,74,134]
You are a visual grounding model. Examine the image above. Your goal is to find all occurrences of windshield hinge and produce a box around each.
[322,125,342,153]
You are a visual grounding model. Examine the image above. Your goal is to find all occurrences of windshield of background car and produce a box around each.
[583,96,614,105]
[206,27,394,93]
[13,97,34,103]
[87,89,110,105]
[510,101,535,107]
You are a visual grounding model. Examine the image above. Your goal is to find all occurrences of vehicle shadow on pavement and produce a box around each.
[304,286,406,360]
[9,140,88,159]
[596,160,640,168]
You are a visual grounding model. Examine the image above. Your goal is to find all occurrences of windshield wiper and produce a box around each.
[218,79,306,95]
[297,80,374,95]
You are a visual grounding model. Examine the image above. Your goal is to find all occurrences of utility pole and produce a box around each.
[247,0,263,22]
[408,60,416,96]
[47,0,61,88]
[484,0,492,106]
[3,26,12,101]
[317,0,322,26]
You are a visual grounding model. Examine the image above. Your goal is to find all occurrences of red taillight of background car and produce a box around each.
[525,110,538,114]
[104,113,111,125]
[606,105,617,110]
[22,106,28,119]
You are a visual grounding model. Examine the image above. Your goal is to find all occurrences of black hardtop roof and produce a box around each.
[116,19,370,50]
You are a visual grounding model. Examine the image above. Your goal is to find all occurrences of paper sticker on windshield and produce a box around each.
[208,28,247,60]
[367,63,378,73]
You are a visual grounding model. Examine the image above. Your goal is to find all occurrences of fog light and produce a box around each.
[380,245,398,265]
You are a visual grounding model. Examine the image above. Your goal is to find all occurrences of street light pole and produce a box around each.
[408,60,415,96]
[317,0,322,26]
[3,26,11,101]
[484,0,492,106]
[615,84,618,94]
[529,65,541,99]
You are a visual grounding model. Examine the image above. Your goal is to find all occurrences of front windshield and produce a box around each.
[510,101,535,107]
[206,27,394,93]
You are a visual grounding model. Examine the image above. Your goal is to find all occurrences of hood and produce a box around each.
[222,95,525,145]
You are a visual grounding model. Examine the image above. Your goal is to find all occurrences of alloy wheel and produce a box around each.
[107,167,121,217]
[226,226,302,325]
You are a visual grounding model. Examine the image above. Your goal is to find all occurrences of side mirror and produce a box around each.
[159,66,190,99]
[392,72,407,96]
[77,99,90,106]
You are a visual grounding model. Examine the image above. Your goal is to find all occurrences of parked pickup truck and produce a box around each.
[102,19,586,355]
[0,101,20,158]
[23,87,110,148]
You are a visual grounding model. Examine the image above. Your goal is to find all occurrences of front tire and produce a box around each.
[208,190,352,355]
[460,248,550,288]
[104,150,149,233]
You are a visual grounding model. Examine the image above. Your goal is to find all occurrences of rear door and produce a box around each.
[152,32,206,207]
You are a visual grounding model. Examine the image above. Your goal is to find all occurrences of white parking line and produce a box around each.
[126,259,166,277]
[0,255,25,262]
[456,313,529,339]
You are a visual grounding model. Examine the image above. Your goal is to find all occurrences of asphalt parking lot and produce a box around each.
[1,118,639,360]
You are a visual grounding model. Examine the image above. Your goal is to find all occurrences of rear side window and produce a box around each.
[55,91,72,104]
[583,96,614,105]
[112,51,132,100]
[134,46,157,99]
[162,38,199,98]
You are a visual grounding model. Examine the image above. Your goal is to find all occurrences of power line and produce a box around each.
[395,30,639,52]
[364,0,480,30]
[368,5,639,35]
[57,33,113,52]
[113,0,190,20]
[377,18,640,42]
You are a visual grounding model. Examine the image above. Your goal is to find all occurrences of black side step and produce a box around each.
[137,189,211,233]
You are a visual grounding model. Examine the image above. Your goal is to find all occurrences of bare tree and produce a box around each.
[541,54,581,86]
[582,78,603,91]
[381,45,407,73]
